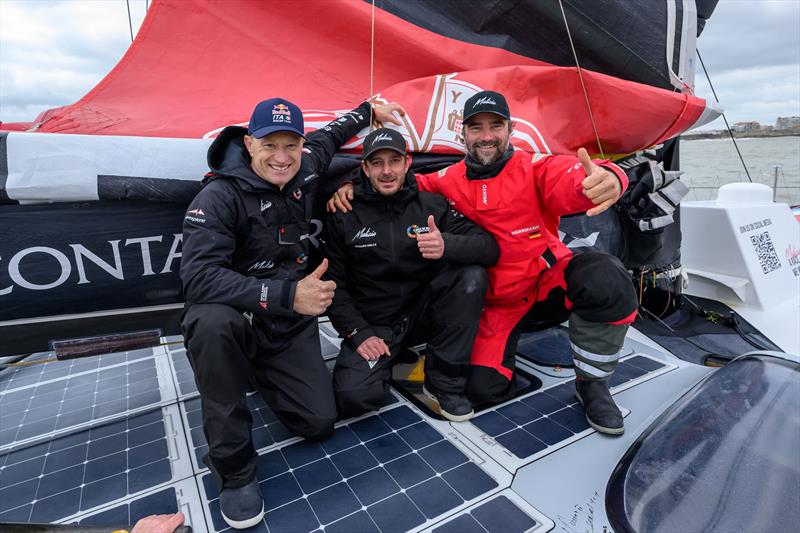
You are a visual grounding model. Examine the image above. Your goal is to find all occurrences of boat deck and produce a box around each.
[0,323,712,532]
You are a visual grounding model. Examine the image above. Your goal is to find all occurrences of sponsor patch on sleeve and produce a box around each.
[184,207,206,224]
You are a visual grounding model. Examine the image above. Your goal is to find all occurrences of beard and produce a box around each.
[468,140,505,165]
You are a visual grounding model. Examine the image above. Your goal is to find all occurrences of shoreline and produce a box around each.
[683,129,800,141]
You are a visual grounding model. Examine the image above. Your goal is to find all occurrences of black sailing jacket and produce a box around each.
[180,102,371,329]
[321,171,500,347]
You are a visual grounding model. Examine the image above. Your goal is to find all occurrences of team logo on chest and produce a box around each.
[406,224,430,238]
[352,227,377,241]
[248,260,275,271]
[292,188,303,200]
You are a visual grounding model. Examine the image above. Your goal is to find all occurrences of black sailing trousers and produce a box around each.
[333,265,488,419]
[183,303,336,489]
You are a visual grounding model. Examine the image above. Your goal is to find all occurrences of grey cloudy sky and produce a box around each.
[1,0,798,130]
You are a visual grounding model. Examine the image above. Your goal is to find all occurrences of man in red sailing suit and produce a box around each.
[330,91,638,434]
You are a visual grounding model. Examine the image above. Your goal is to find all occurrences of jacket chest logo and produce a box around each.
[510,225,542,239]
[352,227,377,241]
[260,199,272,211]
[292,188,303,200]
[473,180,499,211]
[406,224,430,238]
[248,260,275,271]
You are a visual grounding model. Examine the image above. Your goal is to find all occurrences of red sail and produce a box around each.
[29,0,713,156]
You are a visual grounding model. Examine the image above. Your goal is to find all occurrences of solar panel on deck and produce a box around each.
[167,347,198,398]
[0,357,162,448]
[2,331,515,532]
[433,495,539,533]
[516,326,573,367]
[320,335,340,359]
[183,395,295,468]
[609,355,666,386]
[319,321,342,360]
[78,486,179,526]
[471,356,666,459]
[200,405,500,532]
[0,348,155,395]
[167,322,344,397]
[0,408,176,523]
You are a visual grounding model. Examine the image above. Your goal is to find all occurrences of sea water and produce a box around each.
[680,136,800,205]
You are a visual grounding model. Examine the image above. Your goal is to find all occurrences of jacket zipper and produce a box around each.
[387,199,405,308]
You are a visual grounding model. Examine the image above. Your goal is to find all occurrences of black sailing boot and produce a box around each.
[220,478,265,529]
[423,380,474,422]
[575,378,624,435]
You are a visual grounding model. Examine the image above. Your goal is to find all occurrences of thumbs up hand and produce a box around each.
[417,215,445,260]
[293,258,337,316]
[578,147,622,216]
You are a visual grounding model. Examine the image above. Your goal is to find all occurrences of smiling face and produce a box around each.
[243,131,304,188]
[362,149,410,196]
[463,112,513,165]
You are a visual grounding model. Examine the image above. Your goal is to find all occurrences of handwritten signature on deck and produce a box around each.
[556,491,611,533]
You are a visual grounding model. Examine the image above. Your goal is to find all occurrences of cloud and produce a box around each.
[691,0,800,129]
[695,63,800,124]
[698,0,800,73]
[0,0,147,122]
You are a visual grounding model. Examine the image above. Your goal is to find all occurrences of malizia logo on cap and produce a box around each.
[372,133,394,143]
[474,97,497,107]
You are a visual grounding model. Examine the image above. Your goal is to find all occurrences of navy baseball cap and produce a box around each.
[248,98,305,139]
[363,128,407,159]
[463,90,511,123]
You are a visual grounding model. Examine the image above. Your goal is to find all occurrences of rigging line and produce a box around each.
[125,0,134,43]
[557,0,605,159]
[683,294,772,351]
[370,1,376,101]
[697,49,753,183]
[638,306,717,357]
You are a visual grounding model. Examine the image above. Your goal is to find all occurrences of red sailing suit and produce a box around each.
[417,150,631,379]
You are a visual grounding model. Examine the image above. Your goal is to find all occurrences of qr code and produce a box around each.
[750,232,781,274]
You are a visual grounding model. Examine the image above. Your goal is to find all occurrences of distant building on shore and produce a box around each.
[775,116,800,130]
[731,121,761,133]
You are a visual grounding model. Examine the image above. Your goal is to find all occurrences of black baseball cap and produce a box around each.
[362,128,407,159]
[248,97,305,139]
[462,90,511,123]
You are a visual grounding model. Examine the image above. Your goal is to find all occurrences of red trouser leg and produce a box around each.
[465,250,638,402]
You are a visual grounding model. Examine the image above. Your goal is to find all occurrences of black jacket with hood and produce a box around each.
[180,102,371,330]
[321,170,500,348]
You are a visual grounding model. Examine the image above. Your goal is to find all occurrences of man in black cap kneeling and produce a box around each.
[328,91,638,437]
[181,98,402,529]
[321,128,500,422]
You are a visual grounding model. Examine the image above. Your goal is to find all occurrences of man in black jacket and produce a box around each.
[180,98,401,529]
[322,128,500,422]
